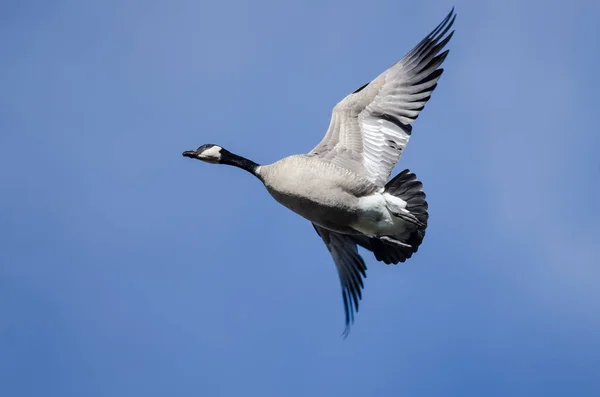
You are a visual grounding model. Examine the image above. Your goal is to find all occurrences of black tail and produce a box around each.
[384,169,428,229]
[351,169,428,264]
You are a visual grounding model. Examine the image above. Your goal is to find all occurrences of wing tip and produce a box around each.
[341,325,352,339]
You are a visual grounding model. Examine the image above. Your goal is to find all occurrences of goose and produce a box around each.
[183,8,455,335]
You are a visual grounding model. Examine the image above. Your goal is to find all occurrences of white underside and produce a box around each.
[350,192,410,237]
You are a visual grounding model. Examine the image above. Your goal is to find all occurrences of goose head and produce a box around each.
[182,144,224,164]
[182,144,260,176]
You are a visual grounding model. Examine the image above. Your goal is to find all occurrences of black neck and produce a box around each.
[220,150,260,176]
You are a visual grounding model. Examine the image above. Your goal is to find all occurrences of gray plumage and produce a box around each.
[182,8,455,336]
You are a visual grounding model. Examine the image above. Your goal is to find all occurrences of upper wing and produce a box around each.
[310,8,455,187]
[313,224,367,337]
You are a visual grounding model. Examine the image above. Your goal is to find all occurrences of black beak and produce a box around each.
[182,151,196,158]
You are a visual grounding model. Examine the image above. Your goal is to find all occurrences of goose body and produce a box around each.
[182,9,456,335]
[259,155,378,234]
[260,155,415,238]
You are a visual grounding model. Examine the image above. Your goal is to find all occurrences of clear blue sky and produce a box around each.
[1,1,599,396]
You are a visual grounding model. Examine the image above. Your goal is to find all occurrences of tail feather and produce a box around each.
[351,169,429,264]
[385,169,428,253]
[385,169,429,228]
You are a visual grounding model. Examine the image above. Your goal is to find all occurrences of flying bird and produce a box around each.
[183,9,455,335]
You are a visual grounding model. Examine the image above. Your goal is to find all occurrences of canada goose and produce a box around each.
[183,9,455,335]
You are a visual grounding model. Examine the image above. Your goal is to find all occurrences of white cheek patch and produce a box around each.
[200,146,222,160]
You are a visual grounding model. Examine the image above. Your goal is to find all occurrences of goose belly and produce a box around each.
[266,185,361,234]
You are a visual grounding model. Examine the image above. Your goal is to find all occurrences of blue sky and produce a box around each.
[1,0,599,396]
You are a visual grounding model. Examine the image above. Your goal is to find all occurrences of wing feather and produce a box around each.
[310,8,455,187]
[313,224,367,337]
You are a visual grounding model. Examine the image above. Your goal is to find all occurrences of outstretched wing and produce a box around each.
[310,8,455,187]
[313,224,367,337]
